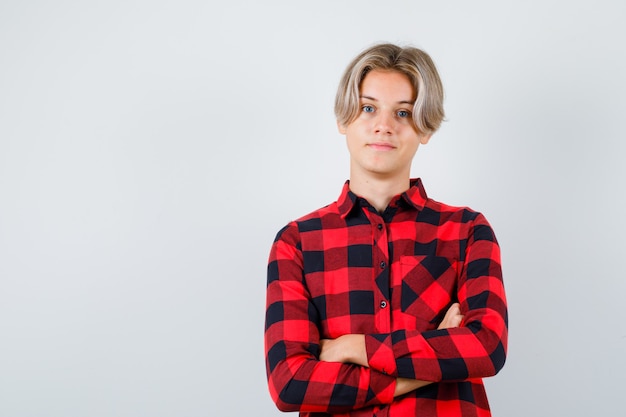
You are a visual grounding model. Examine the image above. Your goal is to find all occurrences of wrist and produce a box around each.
[345,334,367,367]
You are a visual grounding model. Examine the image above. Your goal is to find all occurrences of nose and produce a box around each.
[374,111,394,135]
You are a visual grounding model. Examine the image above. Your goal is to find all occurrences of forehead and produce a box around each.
[360,70,416,101]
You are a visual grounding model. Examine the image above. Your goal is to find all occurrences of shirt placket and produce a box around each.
[368,212,391,333]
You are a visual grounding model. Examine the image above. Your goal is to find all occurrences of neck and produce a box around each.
[348,173,411,213]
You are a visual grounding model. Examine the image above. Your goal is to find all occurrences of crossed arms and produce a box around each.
[265,214,508,413]
[318,302,464,397]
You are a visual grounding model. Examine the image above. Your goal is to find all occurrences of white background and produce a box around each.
[1,1,625,416]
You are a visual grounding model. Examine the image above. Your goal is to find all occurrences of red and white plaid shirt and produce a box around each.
[265,179,508,416]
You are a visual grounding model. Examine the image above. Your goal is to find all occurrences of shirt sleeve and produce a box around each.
[364,213,508,382]
[265,222,397,413]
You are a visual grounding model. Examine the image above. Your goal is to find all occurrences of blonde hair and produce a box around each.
[334,43,445,135]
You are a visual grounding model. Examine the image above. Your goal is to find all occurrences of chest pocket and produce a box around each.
[398,255,459,326]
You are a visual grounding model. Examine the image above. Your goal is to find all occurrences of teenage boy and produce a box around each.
[265,43,508,417]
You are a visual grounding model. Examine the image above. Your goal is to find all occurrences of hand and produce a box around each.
[438,303,463,330]
[395,377,431,397]
[319,334,368,366]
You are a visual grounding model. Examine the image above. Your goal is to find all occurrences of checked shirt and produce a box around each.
[265,179,508,416]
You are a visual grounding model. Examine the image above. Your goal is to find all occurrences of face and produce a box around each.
[338,69,431,182]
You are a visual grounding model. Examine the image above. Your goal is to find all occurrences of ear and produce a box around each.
[337,120,347,135]
[419,134,432,145]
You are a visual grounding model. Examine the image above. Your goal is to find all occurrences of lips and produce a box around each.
[368,142,395,151]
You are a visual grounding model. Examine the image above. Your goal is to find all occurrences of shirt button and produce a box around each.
[377,224,383,230]
[380,261,386,269]
[380,300,387,308]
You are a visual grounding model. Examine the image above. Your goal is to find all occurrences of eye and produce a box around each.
[397,110,411,118]
[362,105,375,113]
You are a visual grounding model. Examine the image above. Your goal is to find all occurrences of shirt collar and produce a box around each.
[337,178,429,219]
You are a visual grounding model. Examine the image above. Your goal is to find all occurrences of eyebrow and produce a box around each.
[360,95,415,105]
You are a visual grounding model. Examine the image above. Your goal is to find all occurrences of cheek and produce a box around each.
[344,126,364,145]
[345,135,358,154]
[404,140,421,159]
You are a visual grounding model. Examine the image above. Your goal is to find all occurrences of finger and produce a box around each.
[448,303,460,316]
[451,314,464,327]
[443,303,460,322]
[438,303,463,329]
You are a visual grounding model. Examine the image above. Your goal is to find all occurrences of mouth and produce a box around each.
[368,142,396,151]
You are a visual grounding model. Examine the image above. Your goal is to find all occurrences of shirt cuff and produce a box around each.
[365,334,398,377]
[367,368,396,406]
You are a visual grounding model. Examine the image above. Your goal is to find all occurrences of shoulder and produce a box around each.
[423,196,484,224]
[273,200,340,243]
[409,179,490,227]
[423,196,496,239]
